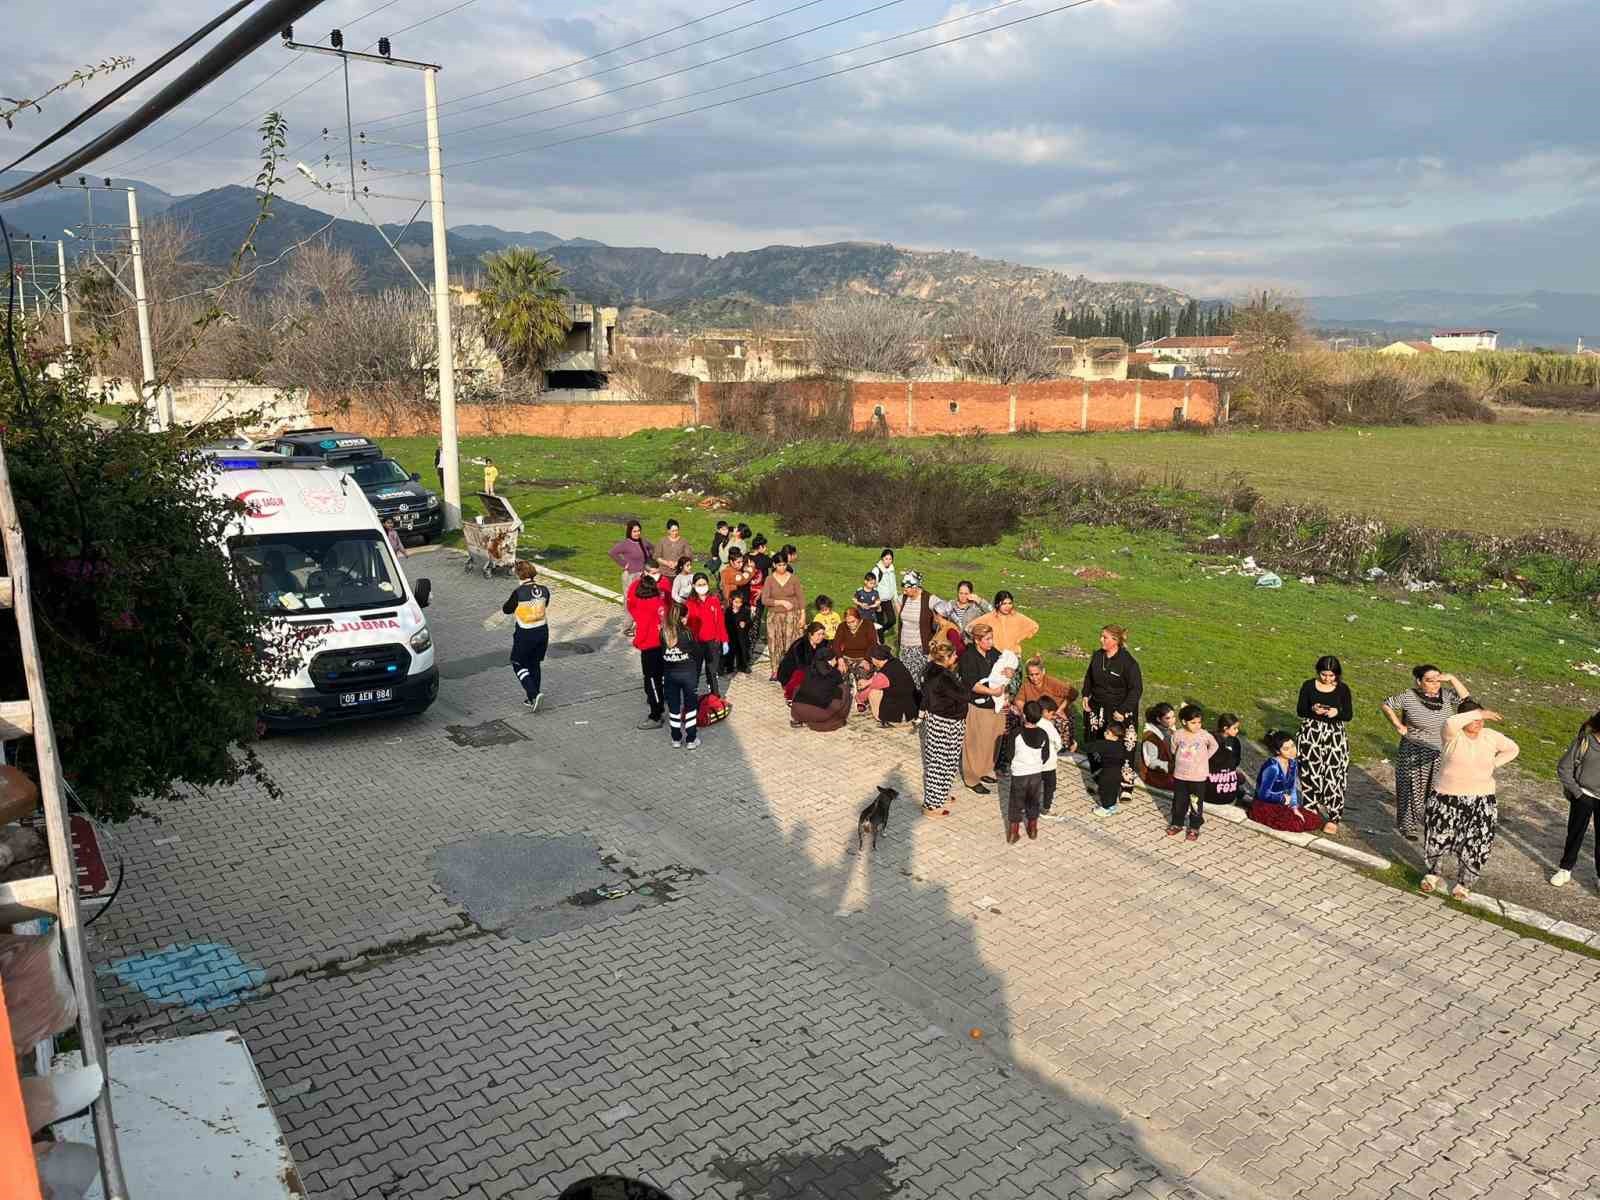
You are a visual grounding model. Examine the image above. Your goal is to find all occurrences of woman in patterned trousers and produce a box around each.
[1296,655,1354,835]
[1382,664,1470,840]
[1421,701,1518,899]
[918,642,968,815]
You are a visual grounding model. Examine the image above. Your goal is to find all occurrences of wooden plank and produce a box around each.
[0,874,58,924]
[0,699,32,741]
[0,577,12,608]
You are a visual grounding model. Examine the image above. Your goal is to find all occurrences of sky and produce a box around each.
[4,0,1599,298]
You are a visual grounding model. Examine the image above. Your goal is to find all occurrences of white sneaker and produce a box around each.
[1550,869,1572,887]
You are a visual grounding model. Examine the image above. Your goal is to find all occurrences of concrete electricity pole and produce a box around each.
[126,188,163,428]
[282,28,462,531]
[57,238,71,348]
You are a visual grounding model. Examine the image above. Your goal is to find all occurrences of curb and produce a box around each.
[538,564,625,603]
[1135,779,1599,950]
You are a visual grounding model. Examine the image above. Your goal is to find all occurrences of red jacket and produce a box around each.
[684,593,728,643]
[626,578,668,651]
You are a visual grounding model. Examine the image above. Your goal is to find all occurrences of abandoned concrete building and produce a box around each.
[544,303,620,389]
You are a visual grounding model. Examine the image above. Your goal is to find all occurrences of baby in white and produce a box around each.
[983,650,1019,700]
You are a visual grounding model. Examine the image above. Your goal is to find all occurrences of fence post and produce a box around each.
[1182,380,1191,421]
[692,379,702,427]
[1008,385,1017,433]
[1080,381,1090,431]
[1133,380,1142,430]
[905,381,914,436]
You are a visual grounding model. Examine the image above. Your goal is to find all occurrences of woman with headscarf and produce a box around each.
[1382,664,1471,841]
[894,570,937,687]
[919,641,968,816]
[959,622,1010,795]
[761,553,806,680]
[983,591,1040,658]
[1080,625,1143,806]
[1011,655,1077,751]
[790,650,850,732]
[1296,654,1354,835]
[1421,699,1518,899]
[858,644,920,726]
[608,518,654,637]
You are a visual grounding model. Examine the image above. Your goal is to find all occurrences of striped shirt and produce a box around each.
[1384,687,1460,749]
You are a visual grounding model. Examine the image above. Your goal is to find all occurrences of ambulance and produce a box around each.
[208,451,439,728]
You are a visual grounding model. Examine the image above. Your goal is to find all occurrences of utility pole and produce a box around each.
[282,28,461,531]
[58,238,72,348]
[126,187,164,429]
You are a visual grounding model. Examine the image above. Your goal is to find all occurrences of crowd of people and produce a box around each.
[499,514,1600,900]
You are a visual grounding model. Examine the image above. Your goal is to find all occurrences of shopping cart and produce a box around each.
[461,492,524,578]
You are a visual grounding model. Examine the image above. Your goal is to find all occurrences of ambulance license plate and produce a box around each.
[340,688,393,706]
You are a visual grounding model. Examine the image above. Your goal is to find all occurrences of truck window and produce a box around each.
[230,531,406,614]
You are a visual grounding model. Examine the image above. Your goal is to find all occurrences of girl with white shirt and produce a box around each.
[1421,698,1519,900]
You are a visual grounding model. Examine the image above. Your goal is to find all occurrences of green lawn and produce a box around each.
[378,429,1600,781]
[959,417,1600,536]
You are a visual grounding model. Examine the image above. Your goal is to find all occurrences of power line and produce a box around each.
[107,0,409,173]
[438,0,1040,158]
[372,0,1105,176]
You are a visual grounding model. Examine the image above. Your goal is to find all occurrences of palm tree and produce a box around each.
[476,248,572,376]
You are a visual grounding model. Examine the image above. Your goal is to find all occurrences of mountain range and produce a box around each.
[3,173,1596,343]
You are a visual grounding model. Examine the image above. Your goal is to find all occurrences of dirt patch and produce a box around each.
[582,513,644,526]
[1073,566,1122,581]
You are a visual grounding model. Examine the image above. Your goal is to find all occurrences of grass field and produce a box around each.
[379,431,1600,781]
[960,416,1600,536]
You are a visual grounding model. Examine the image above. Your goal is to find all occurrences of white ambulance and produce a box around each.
[208,451,439,728]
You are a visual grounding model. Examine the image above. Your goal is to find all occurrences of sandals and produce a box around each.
[1420,874,1441,894]
[921,805,949,818]
[1450,885,1471,901]
[1185,830,1199,842]
[1166,826,1182,837]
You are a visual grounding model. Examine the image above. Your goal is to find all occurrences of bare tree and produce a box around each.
[609,336,694,403]
[805,295,931,376]
[946,291,1056,383]
[280,236,364,306]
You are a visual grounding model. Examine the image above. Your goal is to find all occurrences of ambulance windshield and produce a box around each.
[230,531,405,614]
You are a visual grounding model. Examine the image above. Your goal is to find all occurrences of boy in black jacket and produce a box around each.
[1082,721,1129,814]
[723,591,753,675]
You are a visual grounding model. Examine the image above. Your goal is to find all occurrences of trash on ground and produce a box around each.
[1255,572,1283,589]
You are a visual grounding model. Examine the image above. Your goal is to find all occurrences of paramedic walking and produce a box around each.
[502,561,551,710]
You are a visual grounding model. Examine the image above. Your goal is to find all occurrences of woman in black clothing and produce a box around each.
[919,640,968,815]
[660,604,705,749]
[861,645,919,726]
[1080,624,1143,806]
[776,623,829,697]
[790,652,850,732]
[1296,655,1354,834]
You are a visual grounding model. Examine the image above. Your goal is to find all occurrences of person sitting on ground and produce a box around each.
[857,644,920,726]
[1013,655,1077,751]
[790,650,851,732]
[1252,731,1326,833]
[777,622,829,701]
[1138,703,1178,791]
[1082,720,1130,814]
[813,594,843,639]
[832,604,880,672]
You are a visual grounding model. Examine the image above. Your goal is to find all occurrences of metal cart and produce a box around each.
[461,492,523,578]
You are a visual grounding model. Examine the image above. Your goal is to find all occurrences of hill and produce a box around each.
[97,184,1190,322]
[0,171,182,242]
[1307,290,1600,348]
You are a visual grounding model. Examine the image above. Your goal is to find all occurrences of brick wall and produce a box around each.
[311,377,1217,439]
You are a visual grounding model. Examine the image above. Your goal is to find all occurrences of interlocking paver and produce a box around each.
[84,563,1600,1200]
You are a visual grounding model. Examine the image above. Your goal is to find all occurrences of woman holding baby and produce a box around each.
[959,621,1016,796]
[1081,625,1144,809]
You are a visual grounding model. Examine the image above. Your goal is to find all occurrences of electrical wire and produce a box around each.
[370,0,1104,176]
[108,0,410,173]
[362,0,841,133]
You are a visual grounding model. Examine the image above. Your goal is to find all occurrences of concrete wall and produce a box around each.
[95,377,310,433]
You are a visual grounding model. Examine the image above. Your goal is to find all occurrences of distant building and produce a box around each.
[1136,335,1236,362]
[1430,329,1499,353]
[1377,340,1440,357]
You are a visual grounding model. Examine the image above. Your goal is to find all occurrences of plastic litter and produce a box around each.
[1298,575,1315,585]
[1366,566,1387,579]
[1255,573,1283,589]
[1345,614,1359,622]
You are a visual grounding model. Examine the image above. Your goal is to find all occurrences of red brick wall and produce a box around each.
[312,378,1218,439]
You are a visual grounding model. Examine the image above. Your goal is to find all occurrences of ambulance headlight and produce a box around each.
[409,627,433,653]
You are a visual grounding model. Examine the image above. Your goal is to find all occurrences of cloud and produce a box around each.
[3,0,1598,298]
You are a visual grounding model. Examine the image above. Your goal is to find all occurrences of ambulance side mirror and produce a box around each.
[415,578,432,609]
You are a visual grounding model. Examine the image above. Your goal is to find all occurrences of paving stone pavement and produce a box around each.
[88,558,1600,1200]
